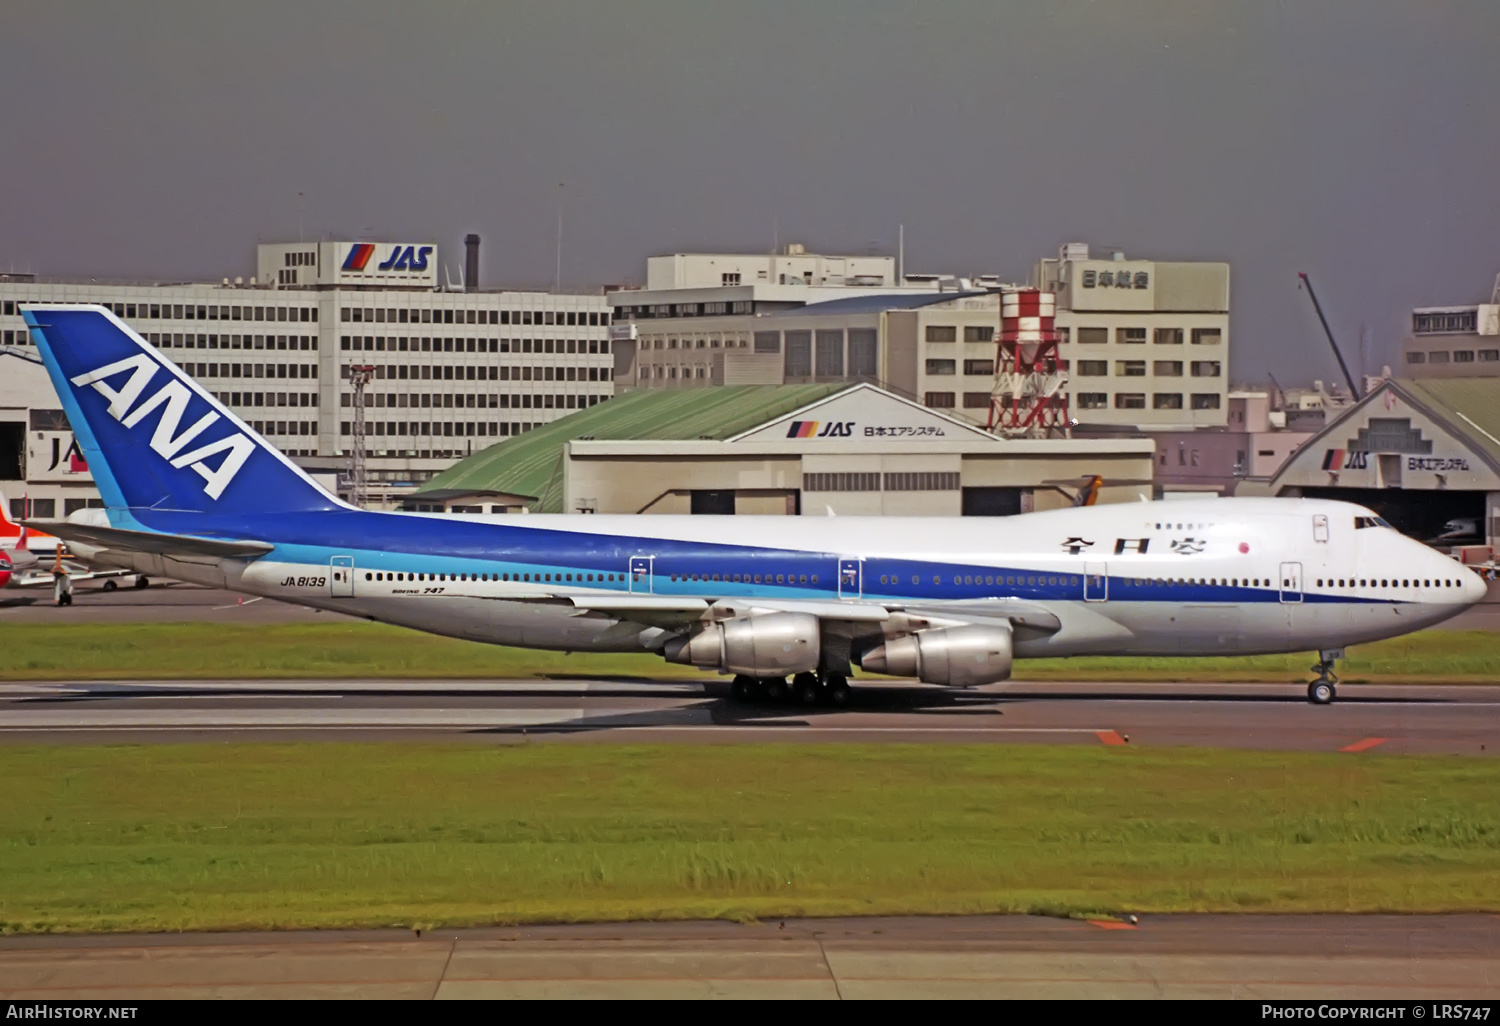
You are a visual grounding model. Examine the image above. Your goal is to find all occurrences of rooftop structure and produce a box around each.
[1400,274,1500,378]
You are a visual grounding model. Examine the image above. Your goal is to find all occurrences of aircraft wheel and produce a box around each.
[135,576,150,589]
[731,675,755,702]
[102,580,118,592]
[1308,680,1336,705]
[792,672,820,705]
[825,675,852,707]
[763,677,789,703]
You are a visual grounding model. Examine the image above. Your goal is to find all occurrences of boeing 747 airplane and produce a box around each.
[18,305,1487,704]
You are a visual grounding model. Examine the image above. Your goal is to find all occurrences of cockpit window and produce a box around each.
[1354,515,1393,529]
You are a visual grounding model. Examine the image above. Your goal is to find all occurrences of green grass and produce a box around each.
[0,622,1495,682]
[2,743,1499,933]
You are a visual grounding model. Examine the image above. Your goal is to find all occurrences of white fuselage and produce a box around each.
[76,497,1486,663]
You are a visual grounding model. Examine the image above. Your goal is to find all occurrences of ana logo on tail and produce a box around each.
[69,354,255,500]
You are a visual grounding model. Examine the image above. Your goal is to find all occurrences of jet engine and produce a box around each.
[860,625,1013,687]
[663,612,821,676]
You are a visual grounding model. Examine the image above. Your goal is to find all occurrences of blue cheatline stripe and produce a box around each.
[258,541,1403,607]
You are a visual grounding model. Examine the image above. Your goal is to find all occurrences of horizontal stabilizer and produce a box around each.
[567,595,711,614]
[22,521,273,558]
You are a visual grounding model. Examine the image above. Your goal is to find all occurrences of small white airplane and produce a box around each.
[16,304,1488,702]
[0,489,142,602]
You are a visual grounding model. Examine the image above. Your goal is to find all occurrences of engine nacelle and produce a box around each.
[663,612,821,676]
[860,625,1013,687]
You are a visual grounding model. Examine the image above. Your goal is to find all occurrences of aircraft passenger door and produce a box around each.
[629,555,653,594]
[1312,514,1329,543]
[330,555,354,598]
[1084,562,1108,602]
[1279,561,1303,604]
[838,558,862,599]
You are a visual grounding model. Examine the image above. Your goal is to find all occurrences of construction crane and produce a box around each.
[1297,272,1361,399]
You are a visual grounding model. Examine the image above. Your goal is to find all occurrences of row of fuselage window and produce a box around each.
[360,570,1469,591]
[364,570,824,586]
[1314,577,1464,589]
[367,571,627,584]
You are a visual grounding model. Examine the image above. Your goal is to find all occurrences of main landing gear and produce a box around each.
[1307,648,1343,705]
[731,672,851,707]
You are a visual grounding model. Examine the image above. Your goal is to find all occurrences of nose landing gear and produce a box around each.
[1307,648,1343,705]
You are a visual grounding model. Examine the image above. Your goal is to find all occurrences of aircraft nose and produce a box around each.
[1461,565,1488,606]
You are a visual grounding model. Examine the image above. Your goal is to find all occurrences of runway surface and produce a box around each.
[2,677,1497,753]
[0,583,356,624]
[2,915,1497,998]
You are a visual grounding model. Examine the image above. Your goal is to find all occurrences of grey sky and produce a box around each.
[2,1,1496,385]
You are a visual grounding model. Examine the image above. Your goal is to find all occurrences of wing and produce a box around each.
[552,591,1063,637]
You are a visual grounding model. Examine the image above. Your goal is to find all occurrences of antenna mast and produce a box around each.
[347,364,375,507]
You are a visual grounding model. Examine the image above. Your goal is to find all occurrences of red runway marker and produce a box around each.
[1339,737,1388,753]
[1096,730,1128,746]
[1088,920,1138,930]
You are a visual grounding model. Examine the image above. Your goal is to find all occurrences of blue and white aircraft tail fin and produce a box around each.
[21,305,343,519]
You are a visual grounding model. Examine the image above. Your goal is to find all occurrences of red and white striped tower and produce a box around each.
[987,287,1070,437]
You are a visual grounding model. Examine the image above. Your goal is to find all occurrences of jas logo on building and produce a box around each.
[342,244,433,273]
[1322,448,1369,471]
[45,436,88,474]
[786,421,855,439]
[68,355,255,500]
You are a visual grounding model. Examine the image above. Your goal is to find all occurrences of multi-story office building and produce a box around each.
[1399,280,1500,378]
[1035,244,1230,428]
[0,238,613,509]
[609,243,1230,430]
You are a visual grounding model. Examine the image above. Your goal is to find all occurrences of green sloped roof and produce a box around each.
[1400,378,1500,470]
[417,383,848,512]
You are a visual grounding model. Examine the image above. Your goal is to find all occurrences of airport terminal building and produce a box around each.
[0,238,613,511]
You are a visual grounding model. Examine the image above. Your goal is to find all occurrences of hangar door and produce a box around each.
[962,487,1024,516]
